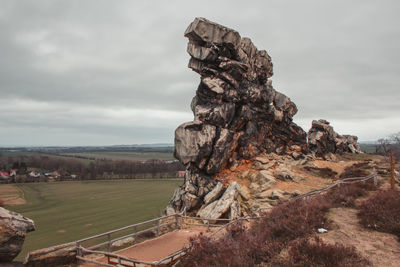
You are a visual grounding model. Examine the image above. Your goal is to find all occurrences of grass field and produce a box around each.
[61,151,175,161]
[4,180,182,261]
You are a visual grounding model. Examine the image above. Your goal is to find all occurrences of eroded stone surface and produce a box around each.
[169,17,306,216]
[167,18,362,219]
[0,207,35,262]
[308,120,362,157]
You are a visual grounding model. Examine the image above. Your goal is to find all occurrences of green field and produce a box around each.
[5,180,182,260]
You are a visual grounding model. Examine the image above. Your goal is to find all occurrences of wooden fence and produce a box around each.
[76,173,379,267]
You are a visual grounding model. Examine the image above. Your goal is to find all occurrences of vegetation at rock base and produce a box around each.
[324,181,377,208]
[339,161,371,178]
[270,236,369,267]
[358,189,400,240]
[179,180,380,267]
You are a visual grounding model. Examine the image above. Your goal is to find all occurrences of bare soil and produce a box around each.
[323,207,400,266]
[0,184,26,206]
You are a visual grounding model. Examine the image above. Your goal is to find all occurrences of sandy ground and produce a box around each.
[323,207,400,267]
[0,184,26,206]
[79,229,207,267]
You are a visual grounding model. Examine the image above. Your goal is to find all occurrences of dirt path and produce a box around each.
[0,184,26,206]
[80,229,206,266]
[323,208,400,266]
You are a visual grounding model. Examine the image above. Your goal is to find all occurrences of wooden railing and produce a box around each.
[76,208,232,266]
[76,173,379,267]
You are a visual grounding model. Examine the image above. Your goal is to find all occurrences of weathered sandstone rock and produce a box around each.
[0,207,35,262]
[308,120,362,157]
[197,182,240,221]
[167,18,362,218]
[168,17,307,216]
[24,242,76,267]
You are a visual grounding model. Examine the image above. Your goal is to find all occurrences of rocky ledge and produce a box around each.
[0,207,35,262]
[166,18,362,221]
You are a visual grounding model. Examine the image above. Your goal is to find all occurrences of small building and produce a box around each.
[9,169,17,177]
[0,172,10,184]
[29,171,40,178]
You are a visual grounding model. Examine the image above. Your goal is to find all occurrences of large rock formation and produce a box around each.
[0,207,35,262]
[307,119,362,157]
[167,18,307,216]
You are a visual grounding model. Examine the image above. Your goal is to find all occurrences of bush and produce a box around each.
[251,196,331,244]
[358,189,400,239]
[324,180,377,208]
[179,197,331,266]
[0,198,5,207]
[271,236,369,267]
[339,162,371,178]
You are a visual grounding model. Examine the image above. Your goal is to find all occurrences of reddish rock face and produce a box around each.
[169,18,307,214]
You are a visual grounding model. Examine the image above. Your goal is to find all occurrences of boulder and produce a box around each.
[24,242,76,267]
[197,182,240,221]
[273,168,297,181]
[203,182,224,205]
[0,207,35,262]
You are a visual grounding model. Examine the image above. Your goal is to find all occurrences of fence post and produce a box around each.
[174,214,178,230]
[156,219,160,237]
[76,242,81,257]
[180,214,184,229]
[133,225,137,244]
[107,233,111,252]
[391,153,395,189]
[373,173,378,186]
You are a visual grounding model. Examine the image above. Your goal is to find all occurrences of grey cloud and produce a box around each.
[0,0,399,145]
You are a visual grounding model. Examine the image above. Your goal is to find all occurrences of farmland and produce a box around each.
[4,179,182,260]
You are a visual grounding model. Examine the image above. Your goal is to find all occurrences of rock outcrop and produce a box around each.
[167,18,363,219]
[307,120,362,157]
[167,17,306,217]
[0,207,35,262]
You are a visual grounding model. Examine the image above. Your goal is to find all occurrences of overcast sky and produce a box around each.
[0,0,399,146]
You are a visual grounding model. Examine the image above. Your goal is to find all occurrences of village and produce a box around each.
[0,169,76,183]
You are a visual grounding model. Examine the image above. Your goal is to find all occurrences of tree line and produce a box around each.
[0,155,185,181]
